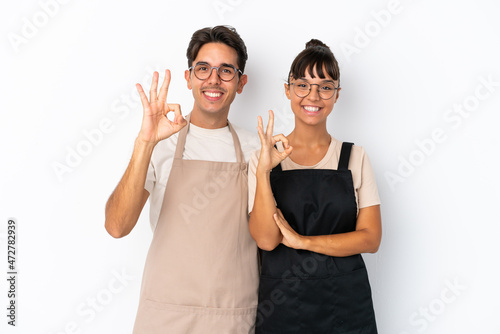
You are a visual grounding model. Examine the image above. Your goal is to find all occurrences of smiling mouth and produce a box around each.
[204,91,222,97]
[303,106,321,113]
[202,90,225,101]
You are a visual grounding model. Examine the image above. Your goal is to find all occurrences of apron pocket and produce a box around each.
[331,267,377,333]
[134,299,257,334]
[257,275,337,333]
[296,276,335,333]
[256,276,299,333]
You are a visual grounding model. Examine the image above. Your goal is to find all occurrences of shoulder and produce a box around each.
[231,123,260,148]
[249,148,261,169]
[350,143,368,161]
[331,137,368,168]
[333,137,365,153]
[230,123,260,162]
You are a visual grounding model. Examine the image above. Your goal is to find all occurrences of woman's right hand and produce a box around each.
[136,69,187,145]
[256,110,293,173]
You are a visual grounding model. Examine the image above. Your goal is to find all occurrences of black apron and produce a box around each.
[256,142,377,334]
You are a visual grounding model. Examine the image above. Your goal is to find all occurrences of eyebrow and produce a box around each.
[195,61,236,68]
[297,78,335,84]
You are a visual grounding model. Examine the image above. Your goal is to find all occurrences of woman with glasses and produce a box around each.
[248,39,381,333]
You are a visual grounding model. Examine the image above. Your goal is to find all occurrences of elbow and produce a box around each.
[255,239,280,251]
[366,243,380,254]
[105,200,131,238]
[358,228,381,254]
[107,229,127,239]
[249,228,280,251]
[248,216,281,251]
[105,218,129,239]
[365,238,381,254]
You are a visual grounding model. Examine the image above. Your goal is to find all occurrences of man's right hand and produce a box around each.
[136,69,187,145]
[105,70,186,238]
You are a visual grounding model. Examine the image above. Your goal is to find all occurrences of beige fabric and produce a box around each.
[144,124,260,230]
[248,136,381,213]
[133,115,259,334]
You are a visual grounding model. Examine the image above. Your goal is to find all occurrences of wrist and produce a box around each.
[299,235,312,251]
[134,136,157,153]
[256,165,272,177]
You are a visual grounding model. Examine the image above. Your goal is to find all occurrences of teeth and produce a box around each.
[204,92,222,98]
[304,106,320,112]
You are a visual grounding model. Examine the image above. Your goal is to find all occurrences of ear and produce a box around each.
[333,87,341,103]
[185,69,192,90]
[284,83,291,100]
[236,74,248,94]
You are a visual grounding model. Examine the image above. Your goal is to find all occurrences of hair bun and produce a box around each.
[305,39,330,50]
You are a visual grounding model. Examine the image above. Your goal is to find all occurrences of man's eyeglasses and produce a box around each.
[188,62,242,82]
[289,80,339,100]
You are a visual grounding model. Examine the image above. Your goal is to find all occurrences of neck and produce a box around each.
[288,120,330,148]
[189,109,229,129]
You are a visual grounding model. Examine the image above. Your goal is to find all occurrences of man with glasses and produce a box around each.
[104,26,259,333]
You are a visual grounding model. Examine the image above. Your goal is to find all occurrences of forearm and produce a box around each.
[105,138,154,238]
[286,205,382,257]
[301,229,381,257]
[249,170,282,250]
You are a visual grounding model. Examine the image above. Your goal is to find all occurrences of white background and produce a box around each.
[1,0,499,333]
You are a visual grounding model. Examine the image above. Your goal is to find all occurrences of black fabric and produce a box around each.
[338,142,353,170]
[256,142,377,334]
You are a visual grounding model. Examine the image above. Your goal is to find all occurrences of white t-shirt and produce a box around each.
[144,122,260,230]
[248,137,381,214]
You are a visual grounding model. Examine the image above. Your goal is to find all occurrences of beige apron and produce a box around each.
[133,115,259,334]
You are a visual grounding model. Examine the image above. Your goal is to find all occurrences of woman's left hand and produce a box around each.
[273,209,305,250]
[256,110,293,173]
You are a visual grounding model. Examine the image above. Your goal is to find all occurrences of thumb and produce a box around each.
[273,213,283,229]
[281,145,293,159]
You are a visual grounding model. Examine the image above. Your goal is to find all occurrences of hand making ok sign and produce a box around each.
[256,110,293,174]
[136,69,187,145]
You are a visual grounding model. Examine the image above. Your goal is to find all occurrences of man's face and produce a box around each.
[185,42,247,118]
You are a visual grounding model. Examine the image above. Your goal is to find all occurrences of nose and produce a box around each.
[308,84,321,101]
[207,67,221,85]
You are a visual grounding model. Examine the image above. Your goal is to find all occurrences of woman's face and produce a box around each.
[285,66,340,127]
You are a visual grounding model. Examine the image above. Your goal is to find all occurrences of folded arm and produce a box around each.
[274,205,382,257]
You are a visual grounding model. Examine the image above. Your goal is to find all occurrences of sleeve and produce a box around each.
[357,149,381,209]
[247,150,260,214]
[144,159,155,195]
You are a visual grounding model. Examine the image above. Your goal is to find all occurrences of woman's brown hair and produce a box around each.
[288,39,340,85]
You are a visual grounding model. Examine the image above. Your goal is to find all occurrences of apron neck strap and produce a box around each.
[338,142,354,170]
[174,114,190,160]
[173,114,245,163]
[227,120,245,163]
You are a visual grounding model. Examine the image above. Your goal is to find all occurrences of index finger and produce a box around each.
[149,71,159,103]
[165,103,183,123]
[158,69,171,103]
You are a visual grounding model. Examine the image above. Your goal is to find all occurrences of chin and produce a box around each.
[198,107,229,117]
[302,115,321,122]
[299,116,327,126]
